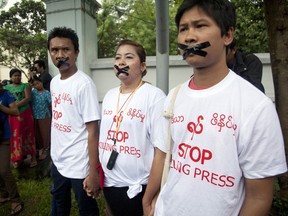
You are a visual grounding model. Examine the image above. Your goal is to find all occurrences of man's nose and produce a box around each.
[56,50,65,59]
[184,28,197,45]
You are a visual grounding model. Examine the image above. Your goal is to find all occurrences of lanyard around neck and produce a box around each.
[113,81,143,143]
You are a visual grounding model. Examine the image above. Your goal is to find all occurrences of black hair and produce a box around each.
[1,79,10,86]
[28,74,43,84]
[34,60,46,70]
[47,27,79,52]
[9,68,21,78]
[32,75,43,83]
[175,0,236,36]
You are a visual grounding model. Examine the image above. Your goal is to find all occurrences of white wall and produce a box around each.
[0,65,10,81]
[90,53,274,103]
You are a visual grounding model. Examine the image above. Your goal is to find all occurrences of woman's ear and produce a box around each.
[141,62,147,73]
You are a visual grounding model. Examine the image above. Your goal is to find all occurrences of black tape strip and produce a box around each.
[177,41,211,59]
[56,58,69,68]
[114,65,130,77]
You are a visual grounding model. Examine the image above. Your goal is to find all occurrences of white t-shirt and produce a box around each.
[50,70,100,179]
[99,82,167,198]
[155,71,287,216]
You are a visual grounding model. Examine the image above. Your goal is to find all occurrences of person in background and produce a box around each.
[33,60,52,91]
[1,79,11,86]
[30,76,52,160]
[48,26,100,215]
[152,0,287,215]
[96,39,166,216]
[226,39,265,93]
[0,82,24,216]
[5,68,37,168]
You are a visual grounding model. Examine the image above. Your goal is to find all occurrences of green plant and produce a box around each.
[0,178,106,216]
[270,182,288,216]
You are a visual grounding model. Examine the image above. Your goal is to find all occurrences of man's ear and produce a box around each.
[224,27,235,46]
[75,50,79,60]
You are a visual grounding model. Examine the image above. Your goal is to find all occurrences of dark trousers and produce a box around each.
[51,183,58,216]
[103,185,146,216]
[51,164,99,216]
[0,140,21,203]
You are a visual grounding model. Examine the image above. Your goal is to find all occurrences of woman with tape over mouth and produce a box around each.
[98,39,167,216]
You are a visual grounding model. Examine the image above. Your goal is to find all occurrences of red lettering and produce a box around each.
[193,167,235,188]
[171,159,182,173]
[183,164,191,175]
[52,110,62,120]
[211,173,219,186]
[178,143,212,165]
[116,131,124,142]
[193,167,202,178]
[226,176,235,187]
[129,147,136,155]
[170,159,190,175]
[53,122,59,129]
[124,146,129,154]
[107,130,129,142]
[201,150,212,164]
[123,132,128,142]
[202,170,210,182]
[178,143,190,159]
[119,145,141,158]
[59,124,64,131]
[52,122,71,133]
[190,146,201,163]
[119,145,125,152]
[218,175,226,187]
[67,126,71,132]
[136,150,141,158]
[107,130,115,140]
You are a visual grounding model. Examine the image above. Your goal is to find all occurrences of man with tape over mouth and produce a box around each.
[151,0,287,216]
[47,26,101,216]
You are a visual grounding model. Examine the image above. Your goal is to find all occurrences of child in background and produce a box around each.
[31,76,52,160]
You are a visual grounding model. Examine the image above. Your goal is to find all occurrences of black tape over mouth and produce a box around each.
[177,41,211,59]
[114,65,129,77]
[56,58,70,68]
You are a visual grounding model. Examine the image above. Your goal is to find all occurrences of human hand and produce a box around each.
[83,173,100,199]
[143,193,158,216]
[143,202,152,216]
[149,195,158,216]
[28,69,34,78]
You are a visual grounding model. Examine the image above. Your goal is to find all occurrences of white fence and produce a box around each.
[90,53,274,103]
[0,53,273,103]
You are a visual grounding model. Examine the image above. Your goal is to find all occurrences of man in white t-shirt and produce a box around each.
[151,1,287,216]
[48,27,101,216]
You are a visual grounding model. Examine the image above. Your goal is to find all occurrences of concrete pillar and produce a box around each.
[44,0,101,77]
[156,0,169,94]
